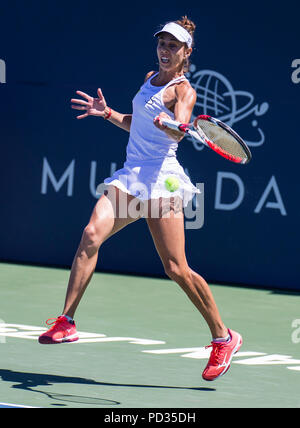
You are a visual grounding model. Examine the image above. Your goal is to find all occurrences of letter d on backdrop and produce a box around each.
[215,172,245,211]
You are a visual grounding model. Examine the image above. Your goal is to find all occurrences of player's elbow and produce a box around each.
[174,132,185,143]
[167,129,185,142]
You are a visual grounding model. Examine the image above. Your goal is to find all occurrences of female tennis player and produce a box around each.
[39,16,242,381]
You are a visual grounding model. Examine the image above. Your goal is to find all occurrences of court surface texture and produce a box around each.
[0,262,299,408]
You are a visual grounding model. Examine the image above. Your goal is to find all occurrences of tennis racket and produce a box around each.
[160,115,252,164]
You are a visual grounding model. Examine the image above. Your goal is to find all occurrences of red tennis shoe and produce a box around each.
[202,329,243,381]
[38,316,79,344]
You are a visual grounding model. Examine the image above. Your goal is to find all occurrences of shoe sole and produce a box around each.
[202,333,243,381]
[38,334,79,344]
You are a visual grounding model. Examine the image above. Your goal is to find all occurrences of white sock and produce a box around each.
[213,334,230,343]
[63,314,74,323]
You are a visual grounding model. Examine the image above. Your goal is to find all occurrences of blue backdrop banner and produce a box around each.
[0,0,299,290]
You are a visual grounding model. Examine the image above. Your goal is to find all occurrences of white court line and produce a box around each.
[0,402,38,408]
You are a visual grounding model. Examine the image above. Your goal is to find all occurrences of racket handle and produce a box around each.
[160,118,184,131]
[159,117,207,145]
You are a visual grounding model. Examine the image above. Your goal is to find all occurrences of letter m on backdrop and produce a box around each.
[41,158,75,196]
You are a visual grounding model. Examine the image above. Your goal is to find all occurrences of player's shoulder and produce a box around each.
[176,78,195,92]
[144,70,157,83]
[175,78,196,100]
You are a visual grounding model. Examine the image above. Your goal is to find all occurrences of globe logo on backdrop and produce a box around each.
[186,65,269,151]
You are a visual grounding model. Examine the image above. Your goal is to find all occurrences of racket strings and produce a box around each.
[196,120,248,160]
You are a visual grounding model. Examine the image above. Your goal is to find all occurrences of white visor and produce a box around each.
[154,22,193,48]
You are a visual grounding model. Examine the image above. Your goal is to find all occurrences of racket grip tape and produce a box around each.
[159,117,188,132]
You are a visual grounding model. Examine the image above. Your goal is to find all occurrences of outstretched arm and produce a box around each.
[71,88,132,132]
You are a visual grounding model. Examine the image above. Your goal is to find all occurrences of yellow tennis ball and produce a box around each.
[165,176,180,192]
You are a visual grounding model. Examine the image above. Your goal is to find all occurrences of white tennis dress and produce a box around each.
[103,72,200,207]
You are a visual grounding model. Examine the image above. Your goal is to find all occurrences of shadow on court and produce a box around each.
[0,369,215,406]
[269,289,300,296]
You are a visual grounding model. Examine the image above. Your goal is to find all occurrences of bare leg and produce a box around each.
[63,186,141,318]
[145,198,227,339]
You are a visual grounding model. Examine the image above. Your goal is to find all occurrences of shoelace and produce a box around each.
[45,317,65,330]
[205,342,227,365]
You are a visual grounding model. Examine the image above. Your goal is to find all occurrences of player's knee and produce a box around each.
[164,260,191,284]
[82,223,102,251]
